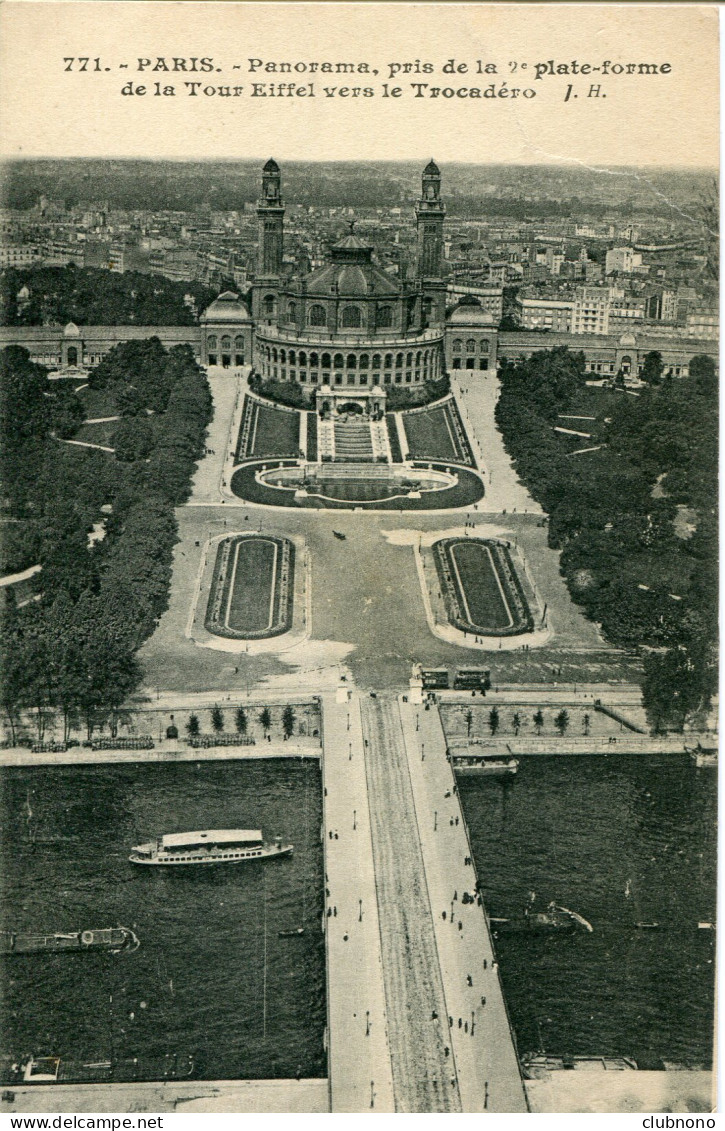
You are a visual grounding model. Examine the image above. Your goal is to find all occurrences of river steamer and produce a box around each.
[129,829,292,866]
[1,927,139,955]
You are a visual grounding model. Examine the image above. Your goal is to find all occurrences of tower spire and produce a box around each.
[257,158,285,277]
[415,159,445,279]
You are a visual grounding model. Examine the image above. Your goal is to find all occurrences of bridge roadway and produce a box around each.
[360,696,461,1112]
[322,690,527,1112]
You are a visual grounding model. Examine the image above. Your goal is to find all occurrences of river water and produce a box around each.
[0,753,715,1081]
[0,760,326,1081]
[458,753,716,1068]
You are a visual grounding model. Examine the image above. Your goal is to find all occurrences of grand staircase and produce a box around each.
[333,419,374,461]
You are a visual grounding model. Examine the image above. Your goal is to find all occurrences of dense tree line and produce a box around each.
[1,340,212,743]
[1,266,216,327]
[495,347,717,732]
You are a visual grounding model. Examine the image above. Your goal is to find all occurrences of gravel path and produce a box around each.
[360,697,461,1112]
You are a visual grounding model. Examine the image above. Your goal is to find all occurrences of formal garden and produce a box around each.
[204,534,295,640]
[433,537,534,636]
[401,397,476,467]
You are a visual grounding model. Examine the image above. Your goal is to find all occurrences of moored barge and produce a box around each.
[1,927,139,955]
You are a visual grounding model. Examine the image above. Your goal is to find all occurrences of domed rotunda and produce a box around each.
[251,159,447,415]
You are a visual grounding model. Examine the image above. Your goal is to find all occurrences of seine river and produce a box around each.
[458,753,716,1068]
[0,760,326,1081]
[0,753,715,1080]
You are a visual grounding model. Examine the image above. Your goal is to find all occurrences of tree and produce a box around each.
[234,706,248,734]
[259,707,272,736]
[690,354,717,397]
[488,706,500,736]
[641,350,664,386]
[582,713,591,737]
[554,709,570,737]
[186,713,200,738]
[210,704,224,733]
[533,709,544,735]
[511,712,522,736]
[465,708,474,737]
[282,705,296,740]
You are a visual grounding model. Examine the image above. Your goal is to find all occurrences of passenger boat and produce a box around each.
[490,902,593,934]
[129,829,292,866]
[685,743,718,768]
[1,927,139,955]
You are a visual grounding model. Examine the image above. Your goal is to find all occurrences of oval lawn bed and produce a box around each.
[205,534,295,639]
[433,537,533,636]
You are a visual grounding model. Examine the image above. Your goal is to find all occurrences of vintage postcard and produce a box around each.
[0,1,718,1120]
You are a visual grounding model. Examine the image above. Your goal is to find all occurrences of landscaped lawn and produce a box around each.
[251,403,300,458]
[73,420,117,446]
[403,404,459,462]
[449,541,512,632]
[226,536,277,633]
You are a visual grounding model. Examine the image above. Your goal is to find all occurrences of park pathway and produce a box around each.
[450,370,543,515]
[360,696,461,1112]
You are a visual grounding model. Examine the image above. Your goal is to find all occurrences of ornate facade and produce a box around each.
[0,159,716,386]
[250,159,447,412]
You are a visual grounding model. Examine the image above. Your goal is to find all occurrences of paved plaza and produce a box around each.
[138,375,641,696]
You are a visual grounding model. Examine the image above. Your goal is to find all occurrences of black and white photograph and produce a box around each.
[0,2,718,1119]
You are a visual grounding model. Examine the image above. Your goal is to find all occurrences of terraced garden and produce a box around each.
[402,398,475,466]
[235,396,301,461]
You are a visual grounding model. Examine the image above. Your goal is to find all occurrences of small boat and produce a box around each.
[634,922,660,930]
[278,927,305,938]
[129,829,292,866]
[1,927,139,955]
[490,902,593,935]
[1,1053,194,1086]
[451,755,519,775]
[685,743,718,768]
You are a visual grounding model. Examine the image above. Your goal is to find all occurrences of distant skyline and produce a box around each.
[2,157,719,172]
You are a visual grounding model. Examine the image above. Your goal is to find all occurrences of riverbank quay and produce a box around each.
[526,1069,713,1114]
[452,735,715,757]
[321,692,395,1113]
[0,1077,329,1114]
[0,742,319,768]
[397,696,528,1113]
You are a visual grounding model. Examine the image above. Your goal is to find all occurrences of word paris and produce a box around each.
[63,56,672,81]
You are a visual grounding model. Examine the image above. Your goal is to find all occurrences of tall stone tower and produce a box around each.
[415,160,447,327]
[415,160,446,279]
[257,158,285,277]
